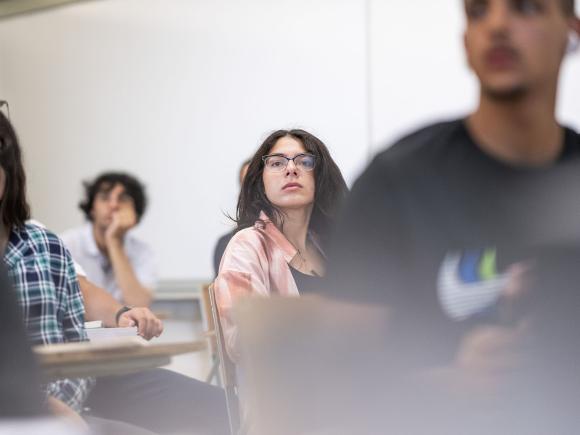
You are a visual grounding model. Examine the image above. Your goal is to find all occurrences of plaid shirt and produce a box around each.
[3,222,94,412]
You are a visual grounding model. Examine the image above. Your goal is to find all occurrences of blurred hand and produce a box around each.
[502,262,532,302]
[105,205,137,243]
[455,319,529,379]
[118,307,164,340]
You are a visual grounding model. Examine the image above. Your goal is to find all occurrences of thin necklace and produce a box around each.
[296,246,319,277]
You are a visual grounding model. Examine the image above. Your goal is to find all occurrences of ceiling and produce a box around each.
[0,0,93,19]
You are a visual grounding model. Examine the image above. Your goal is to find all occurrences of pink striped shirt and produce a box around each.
[213,211,321,361]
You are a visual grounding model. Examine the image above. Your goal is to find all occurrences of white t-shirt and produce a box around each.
[60,224,157,302]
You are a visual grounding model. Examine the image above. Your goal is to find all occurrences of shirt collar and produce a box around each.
[4,225,34,269]
[256,211,325,264]
[256,211,296,263]
[82,223,102,257]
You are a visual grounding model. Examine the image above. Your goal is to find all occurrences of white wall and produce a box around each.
[0,0,579,280]
[369,0,476,151]
[0,37,5,104]
[0,0,369,280]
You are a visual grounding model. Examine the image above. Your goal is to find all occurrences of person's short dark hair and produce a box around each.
[562,0,575,15]
[463,0,575,16]
[79,172,147,223]
[236,129,348,244]
[0,112,30,230]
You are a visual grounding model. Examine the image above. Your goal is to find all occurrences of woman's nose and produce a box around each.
[285,160,299,175]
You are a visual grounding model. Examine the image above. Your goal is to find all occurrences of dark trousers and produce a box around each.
[86,369,229,435]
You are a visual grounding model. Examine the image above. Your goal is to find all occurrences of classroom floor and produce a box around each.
[156,319,214,383]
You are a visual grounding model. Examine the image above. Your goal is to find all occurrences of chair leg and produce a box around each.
[205,355,222,386]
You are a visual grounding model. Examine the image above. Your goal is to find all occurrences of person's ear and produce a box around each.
[567,17,580,54]
[464,31,474,70]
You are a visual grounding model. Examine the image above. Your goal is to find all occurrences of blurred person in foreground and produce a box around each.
[325,0,580,432]
[214,129,348,361]
[0,264,85,434]
[0,262,44,418]
[0,112,228,434]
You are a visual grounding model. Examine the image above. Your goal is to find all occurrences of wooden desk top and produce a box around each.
[35,338,207,380]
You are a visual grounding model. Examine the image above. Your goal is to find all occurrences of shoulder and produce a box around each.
[374,119,464,169]
[59,225,87,246]
[354,119,464,189]
[22,222,69,256]
[59,226,91,257]
[221,226,270,264]
[228,226,267,249]
[216,226,269,274]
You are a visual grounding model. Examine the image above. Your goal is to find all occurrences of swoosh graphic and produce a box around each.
[479,248,498,280]
[458,251,480,283]
[437,253,507,321]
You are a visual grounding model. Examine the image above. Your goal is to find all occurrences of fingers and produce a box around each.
[117,314,136,328]
[106,208,137,241]
[456,321,528,373]
[503,261,532,301]
[122,308,164,340]
[117,206,137,228]
[104,213,122,240]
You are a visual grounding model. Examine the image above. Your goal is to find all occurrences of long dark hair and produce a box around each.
[0,112,30,230]
[236,129,348,244]
[562,0,575,15]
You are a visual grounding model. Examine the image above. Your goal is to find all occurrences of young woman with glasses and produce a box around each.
[213,129,348,361]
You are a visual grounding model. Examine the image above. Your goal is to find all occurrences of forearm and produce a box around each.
[107,240,153,306]
[78,276,123,327]
[79,273,162,337]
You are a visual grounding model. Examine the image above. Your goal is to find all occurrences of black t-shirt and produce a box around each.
[326,119,580,370]
[290,267,321,295]
[213,231,234,277]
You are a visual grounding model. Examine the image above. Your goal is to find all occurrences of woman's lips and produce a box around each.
[282,182,302,191]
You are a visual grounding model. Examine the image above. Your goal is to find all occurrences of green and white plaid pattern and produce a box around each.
[4,223,94,412]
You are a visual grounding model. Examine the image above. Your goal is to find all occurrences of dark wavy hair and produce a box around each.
[0,112,30,230]
[236,129,348,244]
[79,172,147,223]
[562,0,575,15]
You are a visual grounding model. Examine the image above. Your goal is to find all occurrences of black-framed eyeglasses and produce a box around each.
[262,153,317,172]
